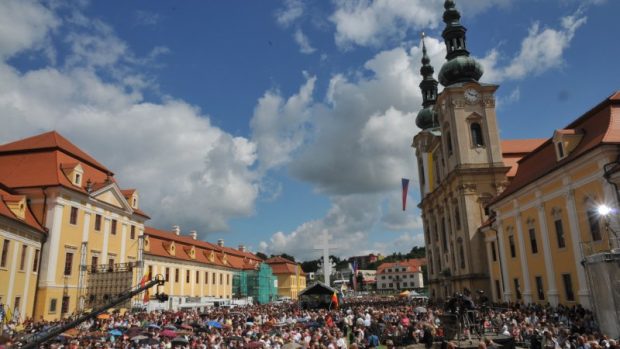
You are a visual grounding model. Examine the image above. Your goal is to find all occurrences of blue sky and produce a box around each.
[0,0,618,260]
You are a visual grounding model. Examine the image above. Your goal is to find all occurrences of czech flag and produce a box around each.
[402,178,410,211]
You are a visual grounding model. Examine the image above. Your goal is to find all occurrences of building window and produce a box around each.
[205,271,209,284]
[586,207,602,241]
[94,214,102,231]
[148,265,153,277]
[491,241,497,261]
[108,258,114,271]
[535,276,545,300]
[64,252,73,276]
[562,273,575,301]
[446,131,453,155]
[441,220,448,251]
[554,219,566,248]
[471,122,484,147]
[495,280,501,300]
[69,207,78,225]
[227,274,230,285]
[196,270,200,284]
[509,235,516,258]
[75,173,81,185]
[514,278,521,300]
[33,249,40,272]
[14,296,21,313]
[1,240,9,267]
[19,244,27,271]
[49,299,57,313]
[91,256,98,272]
[175,268,179,283]
[111,219,117,235]
[61,296,70,314]
[165,267,170,282]
[219,273,223,285]
[418,160,425,186]
[458,241,465,269]
[130,226,136,240]
[212,272,216,284]
[556,142,565,159]
[529,228,538,254]
[389,283,393,288]
[186,270,190,283]
[455,205,461,230]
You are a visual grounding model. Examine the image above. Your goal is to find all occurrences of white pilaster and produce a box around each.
[565,189,591,308]
[6,242,20,310]
[42,201,65,286]
[190,269,195,296]
[180,268,185,295]
[120,224,127,263]
[102,218,111,262]
[497,223,512,301]
[537,202,559,306]
[21,246,34,317]
[515,213,533,303]
[200,271,204,297]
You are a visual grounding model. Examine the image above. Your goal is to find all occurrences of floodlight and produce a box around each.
[597,204,612,216]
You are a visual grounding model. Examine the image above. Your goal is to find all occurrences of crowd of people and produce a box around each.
[0,296,618,349]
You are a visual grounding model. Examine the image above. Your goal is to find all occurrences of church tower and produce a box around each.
[413,0,510,300]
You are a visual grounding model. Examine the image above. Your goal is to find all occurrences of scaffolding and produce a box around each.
[233,263,277,304]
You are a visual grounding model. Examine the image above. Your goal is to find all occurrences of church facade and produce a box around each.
[412,0,543,300]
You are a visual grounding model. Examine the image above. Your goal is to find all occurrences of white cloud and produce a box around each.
[0,5,260,234]
[478,11,587,83]
[293,29,316,54]
[0,0,59,58]
[256,38,446,259]
[135,10,161,26]
[275,0,304,27]
[330,0,510,49]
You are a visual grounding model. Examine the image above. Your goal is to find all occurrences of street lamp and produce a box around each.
[597,204,612,217]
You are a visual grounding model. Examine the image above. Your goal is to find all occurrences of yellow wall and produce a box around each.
[144,256,234,299]
[274,273,306,299]
[0,221,43,322]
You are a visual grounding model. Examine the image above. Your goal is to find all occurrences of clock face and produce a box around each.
[464,88,481,103]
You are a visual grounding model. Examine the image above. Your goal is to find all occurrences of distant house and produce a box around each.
[265,256,306,300]
[376,259,426,291]
[348,253,383,270]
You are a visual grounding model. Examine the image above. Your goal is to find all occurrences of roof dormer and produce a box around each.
[61,163,84,187]
[186,246,196,259]
[163,241,176,256]
[122,189,139,209]
[553,129,584,161]
[144,236,150,252]
[3,194,27,220]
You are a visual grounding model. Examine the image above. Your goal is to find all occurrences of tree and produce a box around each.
[255,252,268,260]
[270,253,296,262]
[356,272,365,291]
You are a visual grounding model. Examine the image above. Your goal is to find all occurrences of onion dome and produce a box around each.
[416,36,439,130]
[438,0,483,87]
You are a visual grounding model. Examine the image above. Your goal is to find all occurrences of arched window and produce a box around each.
[471,122,484,147]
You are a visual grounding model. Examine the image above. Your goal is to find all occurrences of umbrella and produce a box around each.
[207,320,223,328]
[414,306,427,313]
[139,338,160,345]
[109,329,123,337]
[148,324,162,330]
[171,336,189,345]
[180,324,193,330]
[164,325,178,330]
[160,329,177,338]
[131,335,149,341]
[97,313,111,320]
[247,341,264,348]
[283,343,302,349]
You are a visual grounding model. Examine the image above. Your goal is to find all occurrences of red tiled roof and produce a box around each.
[0,131,111,173]
[265,256,305,275]
[377,258,426,274]
[0,185,46,233]
[491,92,620,206]
[144,226,261,270]
[501,139,546,178]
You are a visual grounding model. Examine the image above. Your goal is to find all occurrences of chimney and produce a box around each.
[238,245,246,252]
[190,230,197,240]
[217,239,224,247]
[172,225,180,235]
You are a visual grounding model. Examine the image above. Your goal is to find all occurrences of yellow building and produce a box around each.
[144,226,262,302]
[265,256,306,299]
[484,92,620,308]
[0,185,46,322]
[0,131,149,320]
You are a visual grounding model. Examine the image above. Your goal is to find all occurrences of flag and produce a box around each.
[402,178,410,211]
[331,292,339,309]
[4,305,12,324]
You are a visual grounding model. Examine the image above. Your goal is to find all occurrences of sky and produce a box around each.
[0,0,618,261]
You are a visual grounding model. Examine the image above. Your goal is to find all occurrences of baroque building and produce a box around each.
[412,0,543,299]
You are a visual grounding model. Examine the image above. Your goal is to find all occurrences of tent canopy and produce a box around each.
[299,282,336,296]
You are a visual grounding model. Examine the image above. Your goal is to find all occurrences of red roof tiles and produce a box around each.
[0,185,45,233]
[376,258,426,274]
[265,256,305,275]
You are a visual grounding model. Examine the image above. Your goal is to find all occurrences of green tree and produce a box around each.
[255,252,268,260]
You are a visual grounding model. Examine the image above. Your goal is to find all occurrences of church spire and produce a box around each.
[438,0,483,87]
[416,34,439,130]
[419,35,438,108]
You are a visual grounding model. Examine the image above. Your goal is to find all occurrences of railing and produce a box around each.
[580,237,620,257]
[86,261,139,274]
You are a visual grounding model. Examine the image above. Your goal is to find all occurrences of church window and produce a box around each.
[458,239,465,269]
[552,208,566,248]
[491,241,497,261]
[441,219,448,251]
[529,228,538,254]
[557,142,565,159]
[446,131,453,155]
[562,274,575,301]
[508,235,516,258]
[514,278,522,300]
[586,204,602,241]
[454,205,461,230]
[535,276,545,300]
[471,122,484,147]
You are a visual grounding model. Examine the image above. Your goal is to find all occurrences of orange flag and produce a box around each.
[142,270,151,304]
[331,292,339,309]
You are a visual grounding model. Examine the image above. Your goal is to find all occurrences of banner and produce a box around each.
[402,178,410,211]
